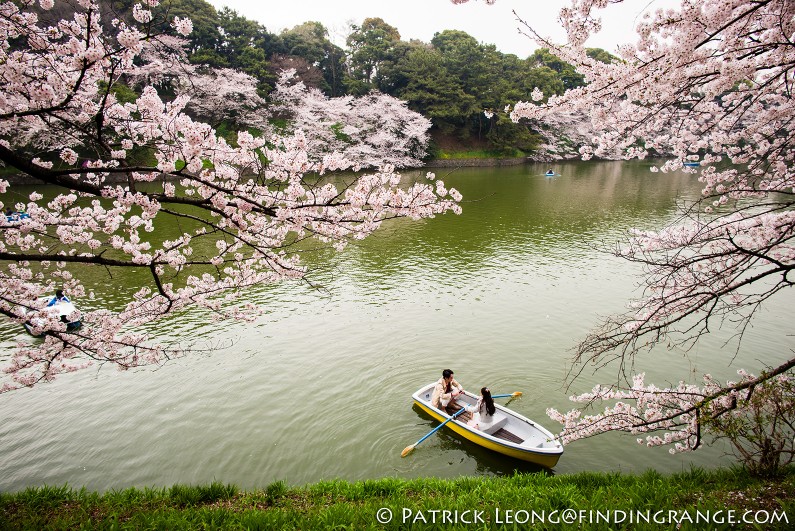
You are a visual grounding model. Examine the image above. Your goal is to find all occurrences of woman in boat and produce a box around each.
[431,369,464,412]
[467,387,497,431]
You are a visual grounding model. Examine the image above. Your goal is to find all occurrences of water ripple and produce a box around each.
[0,162,790,490]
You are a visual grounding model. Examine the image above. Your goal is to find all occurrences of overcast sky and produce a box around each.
[205,0,679,58]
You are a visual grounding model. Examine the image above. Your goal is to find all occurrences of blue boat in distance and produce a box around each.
[4,211,30,222]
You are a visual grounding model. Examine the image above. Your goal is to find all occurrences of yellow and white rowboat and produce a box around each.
[411,383,564,468]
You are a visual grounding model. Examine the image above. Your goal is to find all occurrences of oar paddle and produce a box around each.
[401,407,467,457]
[491,392,523,399]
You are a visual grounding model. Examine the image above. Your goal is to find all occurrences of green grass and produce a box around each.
[1,468,793,529]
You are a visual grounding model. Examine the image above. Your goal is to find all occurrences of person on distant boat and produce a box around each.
[546,169,554,175]
[47,289,69,306]
[466,387,497,431]
[431,369,464,412]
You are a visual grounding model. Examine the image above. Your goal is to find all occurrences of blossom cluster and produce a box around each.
[547,369,793,455]
[0,2,461,391]
[452,0,795,452]
[269,71,432,169]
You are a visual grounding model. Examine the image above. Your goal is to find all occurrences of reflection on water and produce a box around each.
[0,160,792,491]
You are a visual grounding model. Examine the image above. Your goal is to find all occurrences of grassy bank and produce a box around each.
[1,468,793,529]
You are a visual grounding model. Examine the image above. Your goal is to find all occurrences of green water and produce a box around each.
[0,160,792,491]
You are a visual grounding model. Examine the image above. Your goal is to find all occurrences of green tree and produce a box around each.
[431,30,492,92]
[281,22,347,95]
[521,65,565,100]
[216,8,274,93]
[163,0,222,56]
[529,47,617,91]
[530,48,585,90]
[345,17,401,95]
[392,46,476,134]
[586,47,617,64]
[430,31,493,139]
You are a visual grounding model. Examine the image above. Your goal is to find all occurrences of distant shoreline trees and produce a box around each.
[139,0,611,155]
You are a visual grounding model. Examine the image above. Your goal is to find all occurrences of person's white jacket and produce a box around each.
[467,398,496,431]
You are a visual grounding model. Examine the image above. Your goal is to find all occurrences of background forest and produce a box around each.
[97,0,613,158]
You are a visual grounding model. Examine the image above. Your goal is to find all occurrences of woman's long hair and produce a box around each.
[481,387,496,416]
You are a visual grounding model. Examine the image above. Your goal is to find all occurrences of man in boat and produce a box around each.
[431,369,465,413]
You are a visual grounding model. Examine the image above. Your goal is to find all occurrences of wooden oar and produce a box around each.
[491,392,523,399]
[401,406,467,457]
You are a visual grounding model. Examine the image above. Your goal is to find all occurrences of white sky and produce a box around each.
[205,0,679,57]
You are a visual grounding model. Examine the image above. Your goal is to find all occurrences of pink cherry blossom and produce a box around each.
[132,4,152,24]
[454,0,795,456]
[0,1,461,391]
[270,71,432,169]
[171,17,192,37]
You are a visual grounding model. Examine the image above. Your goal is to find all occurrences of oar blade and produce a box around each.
[491,392,523,399]
[401,444,416,458]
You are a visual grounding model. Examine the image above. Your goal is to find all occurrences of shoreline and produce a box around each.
[422,157,530,168]
[0,157,535,185]
[0,156,641,185]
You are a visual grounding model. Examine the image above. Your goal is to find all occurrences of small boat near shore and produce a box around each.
[411,383,564,468]
[20,297,82,336]
[4,211,30,223]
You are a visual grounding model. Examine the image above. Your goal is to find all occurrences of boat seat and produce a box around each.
[492,427,524,444]
[481,415,508,435]
[445,403,472,423]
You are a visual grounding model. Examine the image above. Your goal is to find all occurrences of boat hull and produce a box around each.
[411,384,563,468]
[23,320,81,337]
[20,298,81,337]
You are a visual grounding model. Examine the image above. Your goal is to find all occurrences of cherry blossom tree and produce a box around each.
[270,71,432,169]
[455,0,795,468]
[126,36,271,130]
[129,37,435,164]
[0,1,461,391]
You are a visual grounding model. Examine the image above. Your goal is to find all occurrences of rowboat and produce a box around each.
[411,383,564,468]
[682,161,700,167]
[21,297,82,336]
[4,211,30,223]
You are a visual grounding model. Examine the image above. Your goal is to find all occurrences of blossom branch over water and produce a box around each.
[455,0,795,461]
[0,1,460,391]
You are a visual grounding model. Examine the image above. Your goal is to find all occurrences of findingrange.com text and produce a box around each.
[375,507,789,526]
